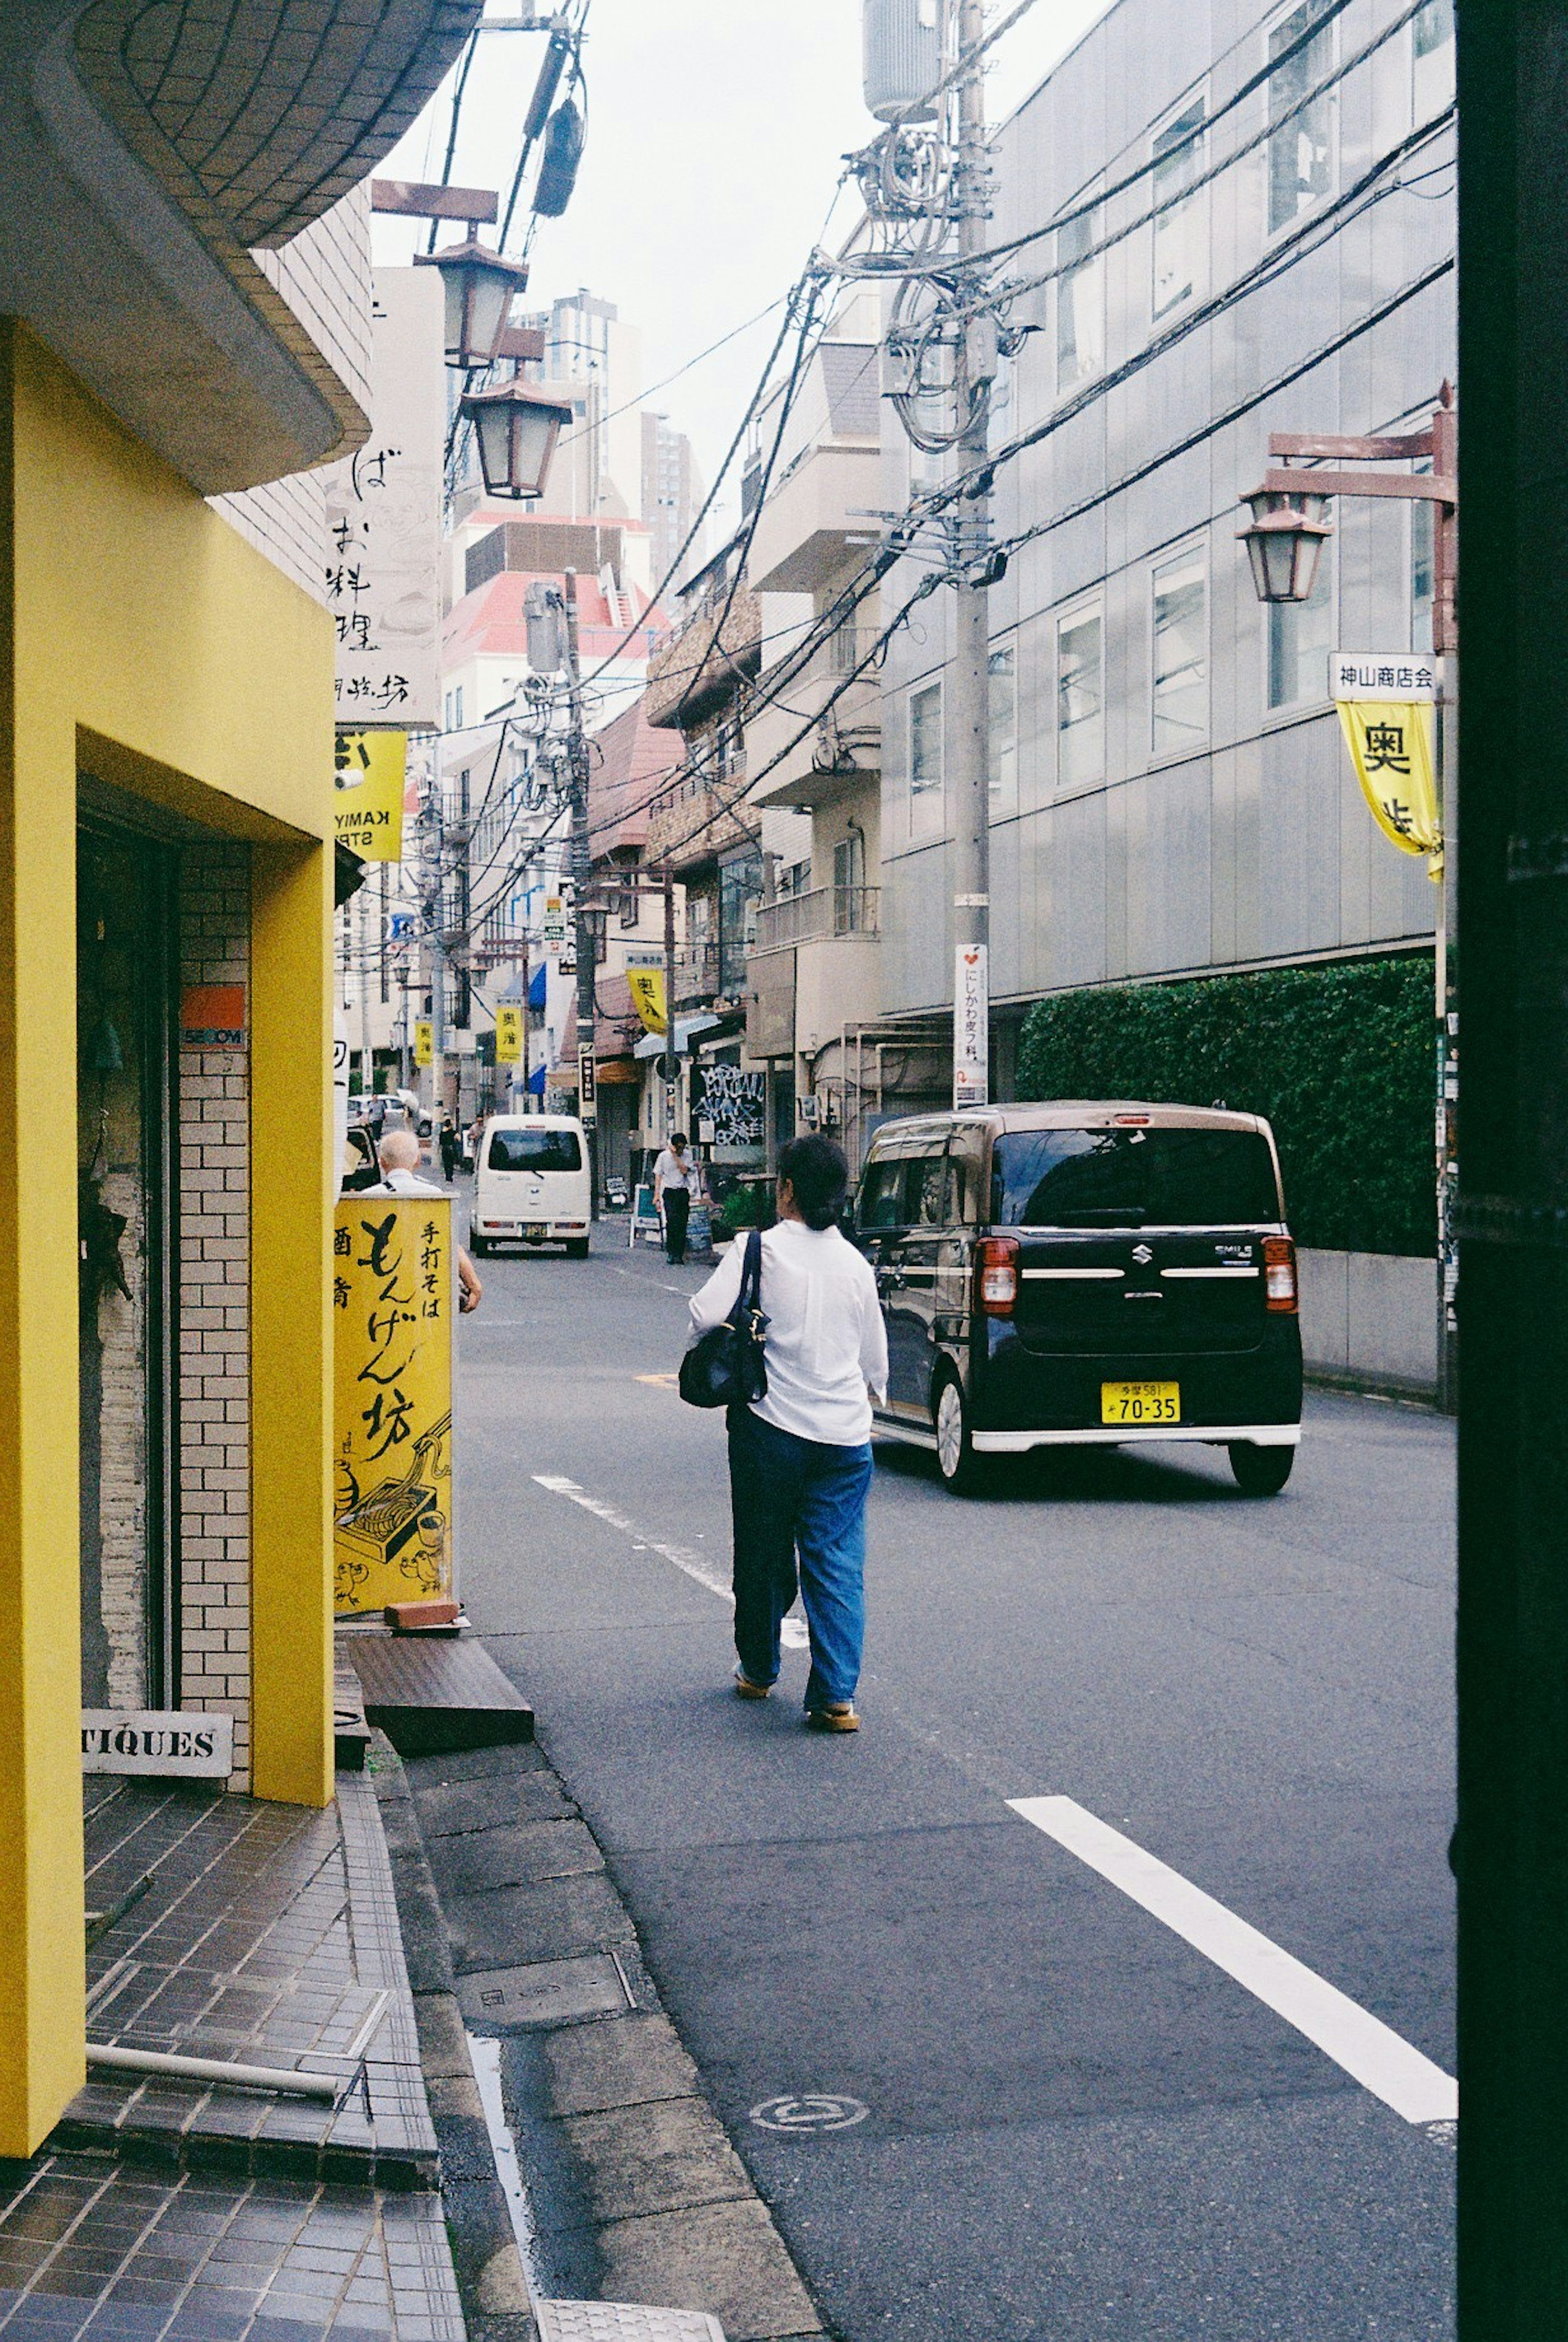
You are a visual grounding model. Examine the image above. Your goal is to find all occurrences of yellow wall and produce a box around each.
[0,324,336,2153]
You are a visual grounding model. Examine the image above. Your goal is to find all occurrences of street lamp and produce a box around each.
[416,229,533,369]
[1237,488,1332,605]
[458,380,574,500]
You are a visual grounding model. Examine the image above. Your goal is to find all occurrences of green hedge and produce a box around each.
[1016,956,1435,1256]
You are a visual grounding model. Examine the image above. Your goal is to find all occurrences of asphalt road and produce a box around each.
[454,1215,1456,2341]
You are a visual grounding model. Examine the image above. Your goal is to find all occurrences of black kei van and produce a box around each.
[853,1103,1303,1496]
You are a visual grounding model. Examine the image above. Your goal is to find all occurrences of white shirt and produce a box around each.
[654,1148,695,1193]
[690,1218,888,1447]
[368,1166,447,1195]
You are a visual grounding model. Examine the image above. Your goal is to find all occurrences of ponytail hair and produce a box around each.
[778,1134,849,1232]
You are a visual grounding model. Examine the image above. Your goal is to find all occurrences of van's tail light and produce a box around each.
[978,1235,1019,1317]
[1263,1235,1297,1313]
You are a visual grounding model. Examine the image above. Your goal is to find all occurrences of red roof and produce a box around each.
[444,569,667,666]
[590,697,682,857]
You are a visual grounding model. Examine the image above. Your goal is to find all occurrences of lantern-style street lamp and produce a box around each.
[1238,488,1332,605]
[458,380,574,500]
[415,228,532,369]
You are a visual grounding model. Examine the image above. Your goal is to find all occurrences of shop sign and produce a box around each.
[333,1195,455,1616]
[335,730,408,862]
[1332,653,1441,869]
[543,895,567,944]
[180,985,245,1048]
[954,943,989,1108]
[495,1005,523,1063]
[1330,651,1436,702]
[414,1020,434,1067]
[578,1047,597,1123]
[627,965,667,1034]
[82,1709,234,1778]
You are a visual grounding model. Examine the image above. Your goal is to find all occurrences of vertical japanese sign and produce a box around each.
[626,964,667,1034]
[334,731,408,861]
[1330,652,1442,871]
[954,944,989,1109]
[495,1005,523,1063]
[414,1021,434,1067]
[324,269,444,730]
[333,1197,454,1615]
[578,1048,597,1123]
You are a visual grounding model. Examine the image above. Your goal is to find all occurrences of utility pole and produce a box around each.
[949,0,993,1110]
[562,571,598,1217]
[663,863,679,1149]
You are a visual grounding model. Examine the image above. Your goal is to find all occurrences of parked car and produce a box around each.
[853,1103,1303,1495]
[470,1115,591,1257]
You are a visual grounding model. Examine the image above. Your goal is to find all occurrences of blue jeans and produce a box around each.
[727,1406,873,1710]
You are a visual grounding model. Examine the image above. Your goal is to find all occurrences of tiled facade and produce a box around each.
[178,847,253,1790]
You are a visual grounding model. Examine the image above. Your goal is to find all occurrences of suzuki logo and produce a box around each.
[1132,1243,1153,1265]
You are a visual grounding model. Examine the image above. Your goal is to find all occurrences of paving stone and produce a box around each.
[539,2018,702,2120]
[410,1774,575,1840]
[426,1821,603,1899]
[397,1747,545,1792]
[447,1874,636,1973]
[593,2202,822,2342]
[544,2102,752,2229]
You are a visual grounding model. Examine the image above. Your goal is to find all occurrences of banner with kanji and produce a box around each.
[627,966,667,1034]
[1334,699,1441,866]
[495,1004,523,1063]
[333,1196,454,1615]
[334,730,408,862]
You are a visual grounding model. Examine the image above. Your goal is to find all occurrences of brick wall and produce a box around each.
[177,844,253,1790]
[210,185,374,605]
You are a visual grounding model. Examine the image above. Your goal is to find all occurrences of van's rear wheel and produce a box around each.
[934,1375,987,1495]
[1229,1441,1295,1496]
[469,1234,488,1259]
[566,1238,589,1259]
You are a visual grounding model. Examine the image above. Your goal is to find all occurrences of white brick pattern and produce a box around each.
[177,845,253,1791]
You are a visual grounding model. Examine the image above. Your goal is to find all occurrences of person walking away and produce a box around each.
[439,1114,459,1182]
[654,1130,696,1264]
[688,1134,886,1730]
[372,1130,483,1315]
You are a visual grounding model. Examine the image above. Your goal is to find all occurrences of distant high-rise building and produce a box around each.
[641,412,707,591]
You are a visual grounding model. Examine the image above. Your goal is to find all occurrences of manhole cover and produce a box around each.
[457,1953,631,2030]
[749,2092,869,2134]
[537,2305,725,2341]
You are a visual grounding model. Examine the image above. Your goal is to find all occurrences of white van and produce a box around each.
[470,1116,591,1257]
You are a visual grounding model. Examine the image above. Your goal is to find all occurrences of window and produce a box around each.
[910,680,944,796]
[1057,605,1104,789]
[1412,484,1435,654]
[858,1154,911,1230]
[1056,201,1104,389]
[1268,0,1334,235]
[1152,97,1206,318]
[454,684,464,729]
[1412,0,1454,117]
[988,645,1017,796]
[911,1152,951,1227]
[487,1127,583,1173]
[991,1127,1281,1228]
[1152,551,1207,756]
[831,618,862,676]
[1267,537,1332,707]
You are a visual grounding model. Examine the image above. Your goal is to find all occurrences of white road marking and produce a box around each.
[468,2032,543,2298]
[533,1473,810,1647]
[1008,1795,1457,2127]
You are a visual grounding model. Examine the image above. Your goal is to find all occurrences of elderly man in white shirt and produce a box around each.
[370,1130,483,1315]
[689,1134,887,1731]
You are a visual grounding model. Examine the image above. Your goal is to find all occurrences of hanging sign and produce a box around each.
[954,944,989,1109]
[335,730,408,861]
[578,1047,597,1123]
[627,966,668,1034]
[543,894,568,945]
[1331,653,1441,869]
[413,1019,434,1067]
[333,1195,454,1615]
[495,1004,523,1063]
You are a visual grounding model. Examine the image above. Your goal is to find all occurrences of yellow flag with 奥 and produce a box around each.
[494,1004,522,1064]
[1336,699,1442,869]
[334,730,407,862]
[413,1019,433,1067]
[627,965,667,1034]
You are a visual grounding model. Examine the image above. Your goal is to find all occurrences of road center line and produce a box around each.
[532,1473,810,1648]
[1008,1795,1456,2127]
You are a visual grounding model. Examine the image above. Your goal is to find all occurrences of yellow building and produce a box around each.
[0,0,475,2155]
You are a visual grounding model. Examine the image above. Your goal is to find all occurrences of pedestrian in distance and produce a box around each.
[439,1113,459,1183]
[654,1130,696,1264]
[688,1134,887,1731]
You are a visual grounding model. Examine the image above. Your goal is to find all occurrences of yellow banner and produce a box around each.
[627,966,667,1034]
[495,1004,523,1064]
[333,1196,454,1615]
[334,730,407,862]
[1335,699,1442,869]
[413,1019,433,1067]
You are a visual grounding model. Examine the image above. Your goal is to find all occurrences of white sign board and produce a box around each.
[1330,652,1437,704]
[542,896,568,945]
[954,943,989,1109]
[325,268,444,729]
[82,1710,234,1778]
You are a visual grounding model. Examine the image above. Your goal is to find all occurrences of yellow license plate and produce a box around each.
[1101,1379,1180,1426]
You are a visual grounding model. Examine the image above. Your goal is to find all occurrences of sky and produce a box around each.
[373,0,1113,524]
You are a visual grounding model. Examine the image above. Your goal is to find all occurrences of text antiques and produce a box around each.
[333,1197,455,1615]
[82,1710,234,1778]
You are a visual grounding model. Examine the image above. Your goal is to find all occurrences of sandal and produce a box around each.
[733,1669,773,1700]
[805,1702,859,1732]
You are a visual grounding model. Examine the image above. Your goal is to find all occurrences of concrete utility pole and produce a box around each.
[562,572,599,1217]
[949,0,993,1110]
[663,862,679,1146]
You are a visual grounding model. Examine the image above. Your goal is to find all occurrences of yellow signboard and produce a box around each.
[495,1003,523,1064]
[627,966,667,1034]
[1335,699,1442,873]
[413,1019,434,1067]
[334,730,407,862]
[333,1196,454,1615]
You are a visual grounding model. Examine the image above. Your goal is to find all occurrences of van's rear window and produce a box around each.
[487,1129,582,1173]
[991,1128,1280,1228]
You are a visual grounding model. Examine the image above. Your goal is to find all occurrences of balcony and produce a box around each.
[643,775,757,875]
[747,647,881,809]
[753,887,880,954]
[748,443,883,596]
[646,589,762,730]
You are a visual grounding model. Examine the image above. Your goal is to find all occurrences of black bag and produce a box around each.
[678,1228,768,1410]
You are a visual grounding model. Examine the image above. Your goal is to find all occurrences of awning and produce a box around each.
[528,961,546,1010]
[633,1013,721,1061]
[526,1061,546,1095]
